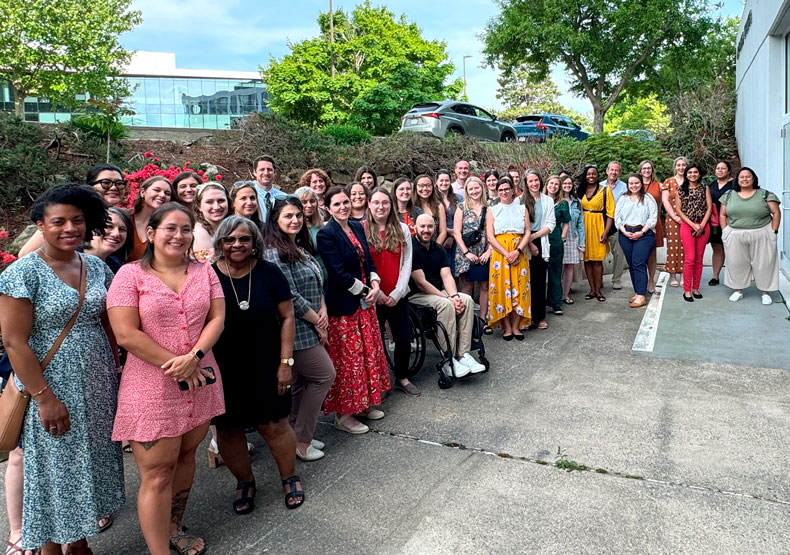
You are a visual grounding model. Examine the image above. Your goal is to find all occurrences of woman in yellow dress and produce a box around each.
[577,165,615,301]
[486,177,532,340]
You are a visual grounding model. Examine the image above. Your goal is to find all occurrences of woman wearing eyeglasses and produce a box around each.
[18,164,130,258]
[487,177,532,340]
[107,202,225,555]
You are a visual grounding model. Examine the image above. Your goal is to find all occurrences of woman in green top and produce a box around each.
[719,167,782,305]
[544,175,571,314]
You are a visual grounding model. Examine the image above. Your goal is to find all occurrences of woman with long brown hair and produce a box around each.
[661,156,688,287]
[638,160,664,293]
[192,182,230,263]
[129,176,176,262]
[364,187,416,395]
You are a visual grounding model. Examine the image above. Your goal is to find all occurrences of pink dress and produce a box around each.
[107,261,226,441]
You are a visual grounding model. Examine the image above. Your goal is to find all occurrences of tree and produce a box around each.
[262,2,463,135]
[604,93,671,135]
[483,0,713,133]
[494,64,592,129]
[0,0,141,118]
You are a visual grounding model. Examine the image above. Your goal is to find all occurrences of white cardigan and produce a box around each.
[521,194,556,260]
[387,222,413,302]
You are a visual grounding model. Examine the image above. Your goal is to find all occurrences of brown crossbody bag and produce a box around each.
[0,255,86,450]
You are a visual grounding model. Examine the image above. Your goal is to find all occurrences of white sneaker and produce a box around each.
[761,294,773,305]
[451,358,471,378]
[461,353,486,374]
[729,291,743,302]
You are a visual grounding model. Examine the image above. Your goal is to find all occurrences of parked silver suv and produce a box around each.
[400,101,517,142]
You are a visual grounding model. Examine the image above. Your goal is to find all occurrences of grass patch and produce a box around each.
[554,446,589,473]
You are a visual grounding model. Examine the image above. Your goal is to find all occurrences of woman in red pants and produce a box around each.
[676,163,712,302]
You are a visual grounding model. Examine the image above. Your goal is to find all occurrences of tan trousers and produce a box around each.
[607,231,626,283]
[410,290,474,358]
[722,223,779,291]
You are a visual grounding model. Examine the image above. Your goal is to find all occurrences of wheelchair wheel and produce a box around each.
[437,366,453,389]
[384,305,427,377]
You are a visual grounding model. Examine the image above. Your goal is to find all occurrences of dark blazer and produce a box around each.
[317,219,378,317]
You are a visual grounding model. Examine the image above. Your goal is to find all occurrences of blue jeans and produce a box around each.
[618,229,656,295]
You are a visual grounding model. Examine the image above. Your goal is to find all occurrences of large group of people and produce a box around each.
[0,152,782,553]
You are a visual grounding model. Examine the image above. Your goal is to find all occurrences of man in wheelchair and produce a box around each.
[409,214,487,378]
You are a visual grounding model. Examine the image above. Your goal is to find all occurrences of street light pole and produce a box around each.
[462,55,472,98]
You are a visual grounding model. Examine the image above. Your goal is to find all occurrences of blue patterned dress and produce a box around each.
[0,253,125,549]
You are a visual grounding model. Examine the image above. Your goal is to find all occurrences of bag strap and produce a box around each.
[477,206,487,233]
[40,254,86,371]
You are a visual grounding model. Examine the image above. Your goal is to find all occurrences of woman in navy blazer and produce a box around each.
[317,187,390,434]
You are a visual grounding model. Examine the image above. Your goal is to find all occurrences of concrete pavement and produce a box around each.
[1,273,788,554]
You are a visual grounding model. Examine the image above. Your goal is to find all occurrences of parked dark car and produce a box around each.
[400,101,517,142]
[511,114,589,143]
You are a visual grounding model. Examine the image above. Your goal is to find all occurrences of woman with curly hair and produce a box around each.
[299,169,332,211]
[0,184,125,554]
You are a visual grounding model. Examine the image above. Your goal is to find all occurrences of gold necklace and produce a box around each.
[37,247,77,264]
[224,258,252,310]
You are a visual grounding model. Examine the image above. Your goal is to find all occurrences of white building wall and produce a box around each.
[735,0,790,277]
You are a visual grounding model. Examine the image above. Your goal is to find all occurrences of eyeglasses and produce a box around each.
[497,187,512,193]
[221,236,253,245]
[158,225,193,236]
[92,179,127,190]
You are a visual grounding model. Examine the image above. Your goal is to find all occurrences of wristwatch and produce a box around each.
[280,357,294,366]
[191,349,205,361]
[775,229,779,234]
[516,247,523,254]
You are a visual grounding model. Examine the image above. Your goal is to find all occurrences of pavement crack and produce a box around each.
[370,428,790,508]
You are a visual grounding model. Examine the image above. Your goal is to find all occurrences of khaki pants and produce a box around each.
[409,290,475,358]
[607,231,626,284]
[722,224,779,291]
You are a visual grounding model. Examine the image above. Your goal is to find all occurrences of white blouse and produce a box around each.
[614,194,658,230]
[491,201,526,234]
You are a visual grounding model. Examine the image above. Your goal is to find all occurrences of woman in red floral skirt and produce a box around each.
[316,187,390,434]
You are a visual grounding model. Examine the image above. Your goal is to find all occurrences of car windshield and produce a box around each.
[409,103,441,113]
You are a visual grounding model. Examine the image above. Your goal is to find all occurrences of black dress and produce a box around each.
[211,260,293,428]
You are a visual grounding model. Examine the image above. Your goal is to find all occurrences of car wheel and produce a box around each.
[501,132,515,143]
[446,127,464,137]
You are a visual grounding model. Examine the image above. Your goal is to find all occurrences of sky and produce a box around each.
[124,0,746,117]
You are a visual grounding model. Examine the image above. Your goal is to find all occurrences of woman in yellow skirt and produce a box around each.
[577,165,615,301]
[486,177,532,340]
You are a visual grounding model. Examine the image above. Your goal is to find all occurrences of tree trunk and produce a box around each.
[106,130,111,163]
[593,107,605,134]
[12,84,25,118]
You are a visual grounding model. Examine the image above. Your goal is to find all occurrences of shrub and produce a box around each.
[661,84,736,174]
[0,113,56,211]
[320,124,371,146]
[72,113,129,142]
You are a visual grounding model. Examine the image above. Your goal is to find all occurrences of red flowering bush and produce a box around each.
[0,229,16,266]
[123,154,224,209]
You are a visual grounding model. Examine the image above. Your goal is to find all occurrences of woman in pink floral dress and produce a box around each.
[108,202,225,555]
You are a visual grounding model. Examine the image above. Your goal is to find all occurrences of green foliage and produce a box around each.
[483,0,713,132]
[0,113,56,210]
[582,134,673,178]
[661,84,736,174]
[72,113,129,143]
[262,2,463,134]
[604,94,671,135]
[320,124,371,146]
[555,446,588,472]
[0,0,141,117]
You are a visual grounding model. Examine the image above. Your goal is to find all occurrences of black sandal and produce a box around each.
[282,475,305,510]
[233,481,256,515]
[483,325,493,335]
[584,292,595,300]
[596,294,606,302]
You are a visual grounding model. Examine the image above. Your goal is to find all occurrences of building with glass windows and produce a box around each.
[0,51,269,130]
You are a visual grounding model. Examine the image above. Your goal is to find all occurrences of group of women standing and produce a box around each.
[0,154,782,553]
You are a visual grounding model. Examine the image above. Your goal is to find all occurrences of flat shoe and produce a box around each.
[762,294,773,305]
[513,332,526,340]
[334,416,369,434]
[502,334,514,341]
[629,299,647,308]
[683,293,694,302]
[296,445,325,461]
[692,292,703,299]
[670,280,680,287]
[537,321,548,330]
[394,381,421,396]
[311,439,325,450]
[708,278,719,286]
[356,407,385,420]
[596,294,606,302]
[729,291,743,302]
[97,514,113,533]
[563,298,574,305]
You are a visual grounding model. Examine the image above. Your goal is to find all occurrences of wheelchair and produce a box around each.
[384,303,489,389]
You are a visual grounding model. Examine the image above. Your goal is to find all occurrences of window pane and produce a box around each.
[203,115,217,128]
[161,114,176,127]
[146,114,162,126]
[159,79,175,103]
[189,114,204,128]
[217,115,231,129]
[188,79,203,97]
